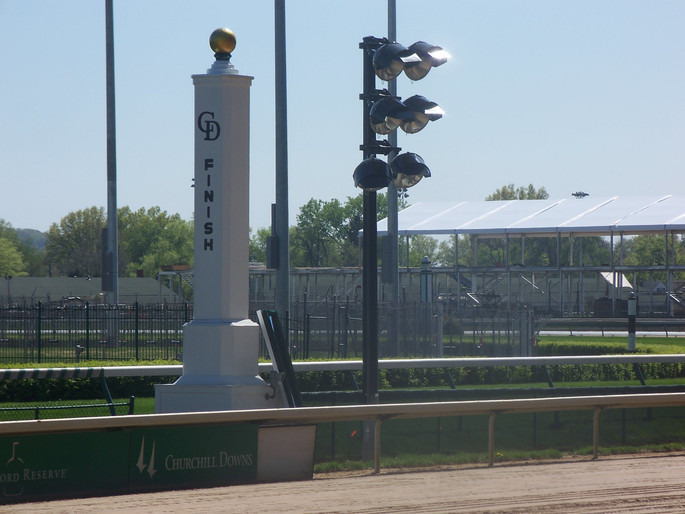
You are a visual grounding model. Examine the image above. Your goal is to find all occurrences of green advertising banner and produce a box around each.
[0,423,258,504]
[0,431,129,502]
[128,424,258,491]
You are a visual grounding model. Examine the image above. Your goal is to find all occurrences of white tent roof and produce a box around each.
[377,195,685,237]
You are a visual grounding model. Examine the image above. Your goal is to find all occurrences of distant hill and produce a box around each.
[15,228,47,250]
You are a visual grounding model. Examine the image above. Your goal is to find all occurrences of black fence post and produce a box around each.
[329,296,336,358]
[37,301,42,363]
[135,301,139,361]
[85,302,91,360]
[305,312,311,359]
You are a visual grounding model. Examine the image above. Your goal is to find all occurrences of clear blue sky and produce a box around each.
[1,0,683,233]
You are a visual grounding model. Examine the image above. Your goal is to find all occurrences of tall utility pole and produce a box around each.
[360,39,381,409]
[104,0,118,305]
[386,0,400,354]
[274,0,290,332]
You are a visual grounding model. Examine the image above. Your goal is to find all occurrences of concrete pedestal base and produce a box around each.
[155,382,277,413]
[155,318,279,413]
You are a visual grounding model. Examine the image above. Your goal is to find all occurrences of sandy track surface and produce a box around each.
[5,453,685,513]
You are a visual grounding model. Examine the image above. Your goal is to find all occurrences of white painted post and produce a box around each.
[628,292,637,352]
[156,29,278,413]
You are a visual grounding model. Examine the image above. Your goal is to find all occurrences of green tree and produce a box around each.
[118,207,193,277]
[0,220,23,248]
[133,221,193,279]
[290,194,389,267]
[486,183,549,201]
[623,235,665,268]
[288,226,305,267]
[291,198,337,267]
[342,192,391,247]
[44,206,194,279]
[622,234,685,281]
[45,206,105,277]
[0,237,27,277]
[400,234,439,268]
[433,236,465,267]
[119,207,172,266]
[0,220,44,276]
[249,227,270,263]
[120,208,193,278]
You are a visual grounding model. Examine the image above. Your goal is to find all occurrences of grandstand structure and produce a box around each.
[376,195,685,317]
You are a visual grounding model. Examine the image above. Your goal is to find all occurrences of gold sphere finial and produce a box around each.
[209,28,236,55]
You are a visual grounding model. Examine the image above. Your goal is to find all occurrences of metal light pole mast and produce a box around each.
[387,0,400,355]
[274,0,290,330]
[104,0,118,305]
[355,31,446,463]
[361,40,379,407]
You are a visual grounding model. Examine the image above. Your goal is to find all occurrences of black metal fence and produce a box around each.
[0,302,190,364]
[0,300,534,364]
[282,297,535,361]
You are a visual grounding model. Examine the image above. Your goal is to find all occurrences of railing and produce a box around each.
[0,397,135,420]
[3,357,685,470]
[539,317,685,336]
[1,393,684,472]
[2,354,684,381]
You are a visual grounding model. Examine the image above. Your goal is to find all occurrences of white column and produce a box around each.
[156,31,277,413]
[192,71,251,322]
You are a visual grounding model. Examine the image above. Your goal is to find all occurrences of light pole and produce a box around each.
[103,0,118,306]
[353,36,448,412]
[386,0,400,356]
[274,0,290,333]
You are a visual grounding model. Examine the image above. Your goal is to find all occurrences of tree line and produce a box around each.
[0,207,193,279]
[0,184,682,281]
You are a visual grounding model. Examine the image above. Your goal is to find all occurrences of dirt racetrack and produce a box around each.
[5,452,685,513]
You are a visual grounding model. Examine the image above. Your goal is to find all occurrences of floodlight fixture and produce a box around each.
[404,41,450,81]
[372,42,421,81]
[399,95,444,134]
[353,157,392,191]
[390,152,431,188]
[369,97,414,135]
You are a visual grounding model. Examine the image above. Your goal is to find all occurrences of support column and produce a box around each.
[156,29,277,413]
